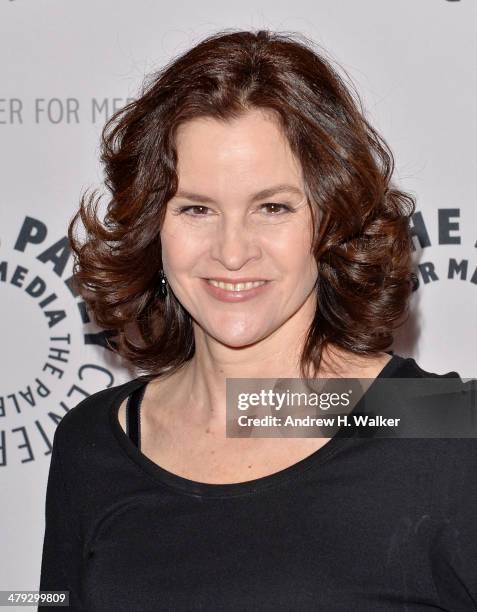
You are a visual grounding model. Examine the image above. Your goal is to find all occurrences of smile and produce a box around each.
[201,278,272,303]
[207,279,268,291]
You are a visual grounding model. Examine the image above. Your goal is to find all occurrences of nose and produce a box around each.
[209,214,262,270]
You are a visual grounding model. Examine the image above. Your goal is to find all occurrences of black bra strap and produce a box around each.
[125,384,147,450]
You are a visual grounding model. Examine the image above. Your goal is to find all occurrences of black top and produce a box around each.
[38,353,477,611]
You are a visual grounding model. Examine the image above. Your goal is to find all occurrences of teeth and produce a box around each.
[207,280,267,291]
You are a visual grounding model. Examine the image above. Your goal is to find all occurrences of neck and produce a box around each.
[165,298,368,434]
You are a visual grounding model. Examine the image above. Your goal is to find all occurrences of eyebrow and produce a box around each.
[173,184,304,204]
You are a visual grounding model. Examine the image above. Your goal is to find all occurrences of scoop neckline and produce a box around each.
[109,353,406,499]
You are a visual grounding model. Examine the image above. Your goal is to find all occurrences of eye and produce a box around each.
[173,203,296,217]
[260,203,294,214]
[176,205,211,216]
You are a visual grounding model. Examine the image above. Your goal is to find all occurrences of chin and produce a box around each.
[219,338,266,350]
[210,327,271,349]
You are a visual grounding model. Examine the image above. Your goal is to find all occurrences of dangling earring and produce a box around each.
[158,269,168,299]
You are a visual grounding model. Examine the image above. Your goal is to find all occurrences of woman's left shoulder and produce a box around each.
[390,353,463,380]
[389,353,477,442]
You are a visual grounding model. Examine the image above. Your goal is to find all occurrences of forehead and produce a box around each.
[173,109,303,190]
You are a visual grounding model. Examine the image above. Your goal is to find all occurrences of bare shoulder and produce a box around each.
[353,351,393,377]
[364,351,394,375]
[117,368,183,436]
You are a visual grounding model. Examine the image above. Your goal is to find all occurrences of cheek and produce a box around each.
[263,213,314,252]
[285,250,318,295]
[160,222,205,270]
[269,233,316,275]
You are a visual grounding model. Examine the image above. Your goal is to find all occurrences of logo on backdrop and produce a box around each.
[393,207,477,369]
[0,97,135,125]
[0,216,126,469]
[410,208,477,288]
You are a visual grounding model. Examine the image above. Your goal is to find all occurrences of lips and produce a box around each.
[201,278,272,302]
[207,279,267,291]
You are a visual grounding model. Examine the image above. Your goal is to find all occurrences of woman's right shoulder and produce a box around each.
[51,377,143,449]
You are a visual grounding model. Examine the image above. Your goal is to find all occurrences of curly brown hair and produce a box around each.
[68,29,416,381]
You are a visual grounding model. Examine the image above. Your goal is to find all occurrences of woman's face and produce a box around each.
[160,108,318,348]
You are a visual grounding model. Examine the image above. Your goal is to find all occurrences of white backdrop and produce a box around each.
[1,0,475,605]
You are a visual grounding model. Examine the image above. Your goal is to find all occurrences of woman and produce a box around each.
[38,30,477,610]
